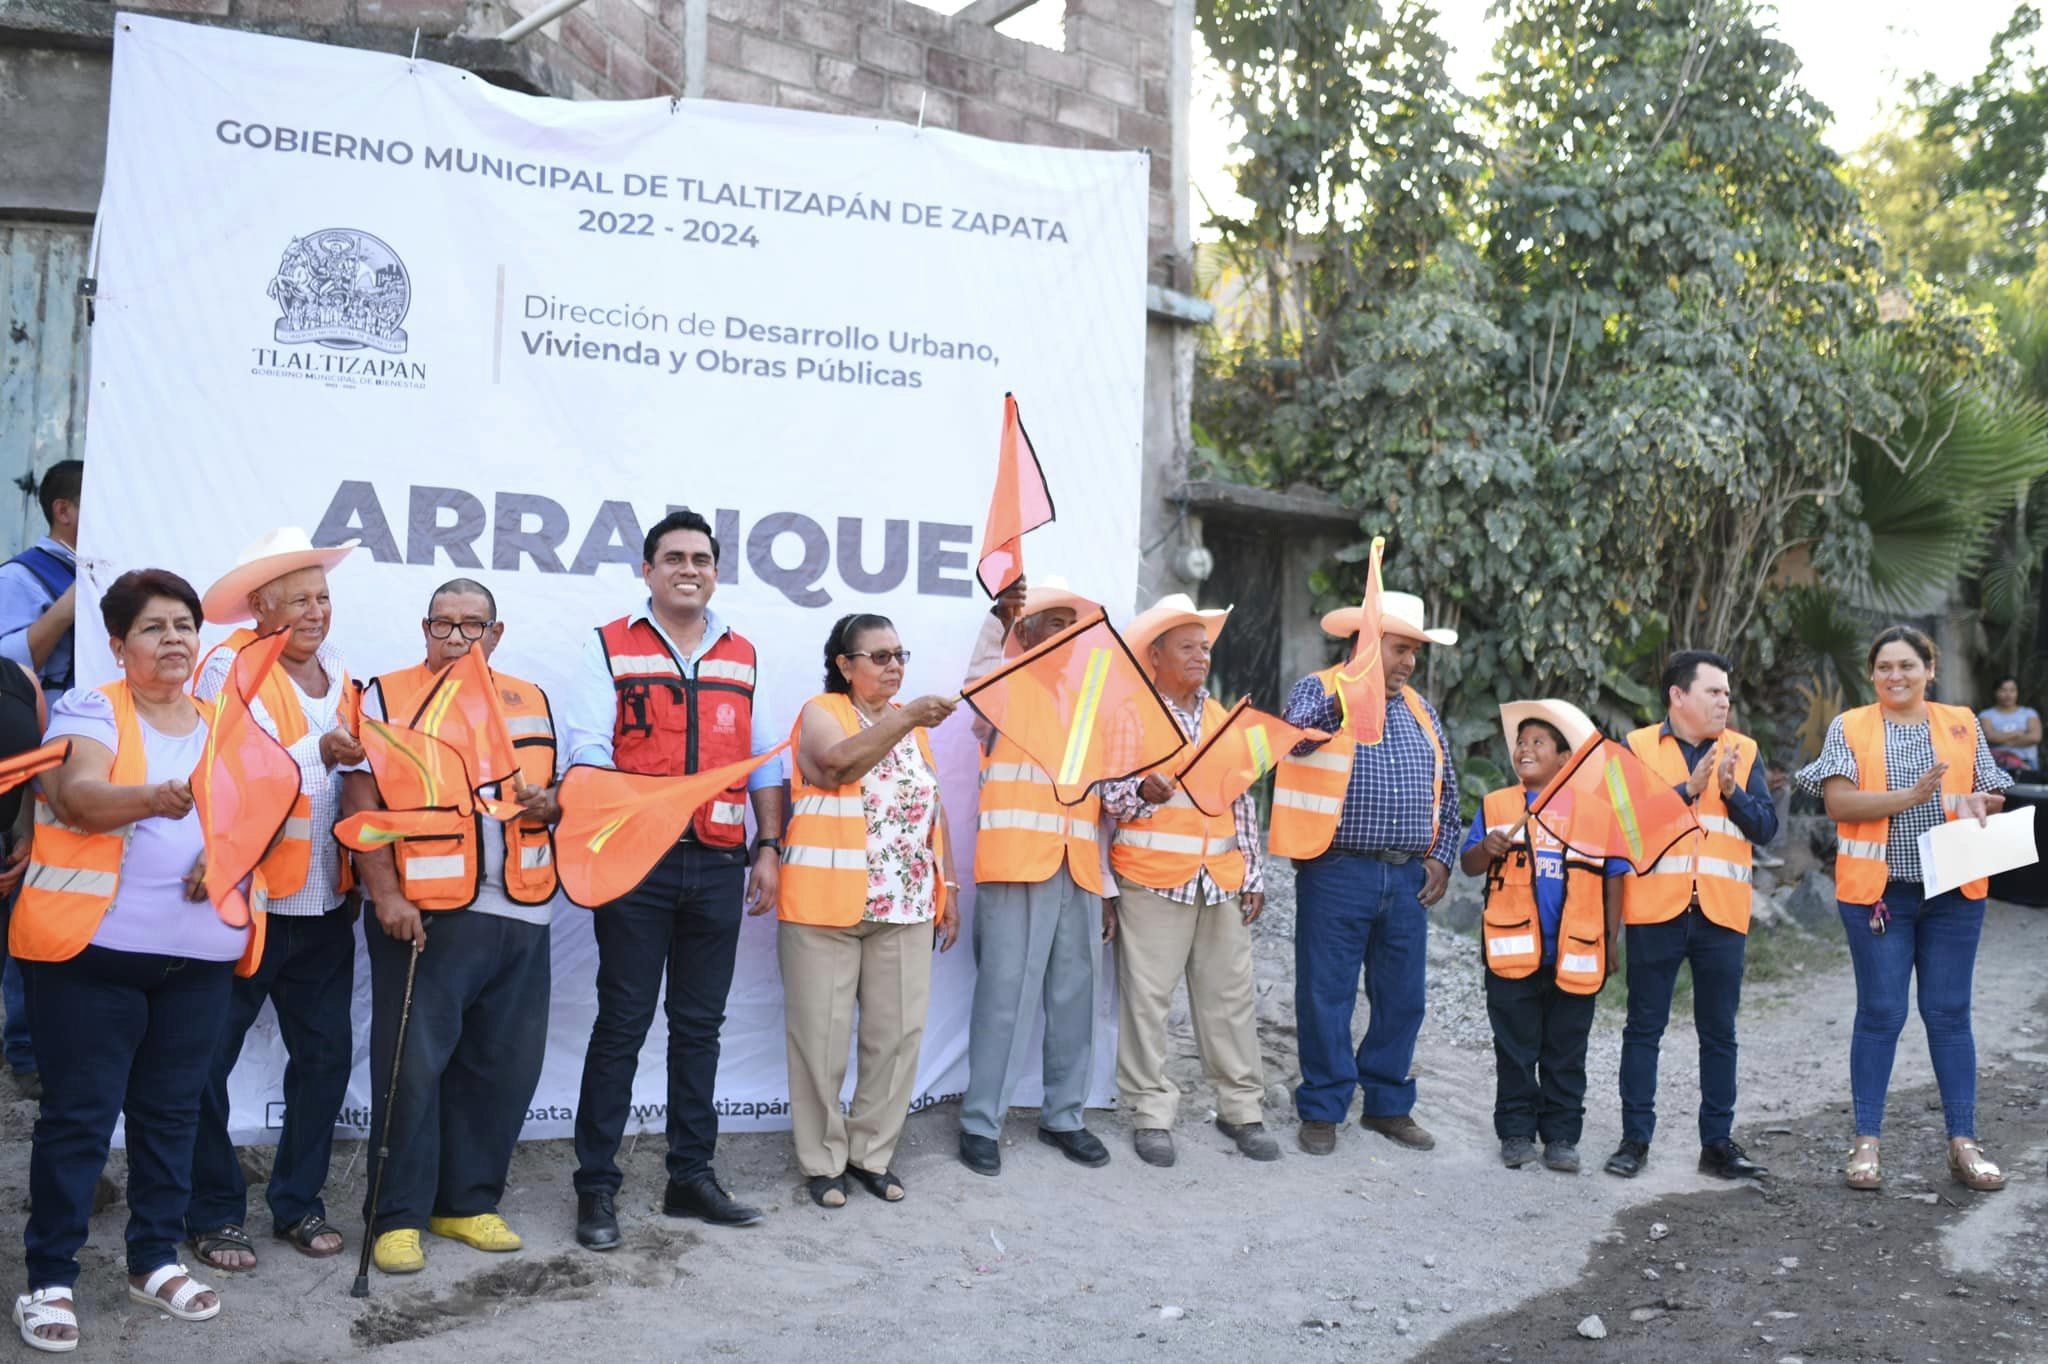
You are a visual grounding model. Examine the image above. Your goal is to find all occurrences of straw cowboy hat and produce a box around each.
[202,527,359,625]
[1017,576,1097,622]
[1499,698,1598,754]
[1123,591,1231,660]
[1320,591,1459,646]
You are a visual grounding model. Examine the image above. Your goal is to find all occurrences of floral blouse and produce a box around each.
[858,712,940,924]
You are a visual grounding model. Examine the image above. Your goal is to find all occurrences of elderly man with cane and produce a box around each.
[342,578,562,1278]
[185,528,363,1273]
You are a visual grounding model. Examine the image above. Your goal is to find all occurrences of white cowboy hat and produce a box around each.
[1320,591,1459,646]
[1017,576,1096,622]
[1499,699,1598,754]
[202,527,359,625]
[1123,591,1231,662]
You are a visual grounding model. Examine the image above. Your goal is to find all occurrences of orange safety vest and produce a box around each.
[1110,695,1248,895]
[596,617,756,848]
[973,672,1103,893]
[1269,676,1444,861]
[1477,786,1607,994]
[13,681,265,976]
[1621,724,1758,933]
[363,661,560,910]
[1833,702,1989,905]
[780,692,950,929]
[194,629,352,900]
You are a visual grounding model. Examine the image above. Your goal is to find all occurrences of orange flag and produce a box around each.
[1175,697,1316,816]
[960,608,1186,805]
[190,627,303,926]
[555,745,788,908]
[0,740,69,798]
[335,806,473,853]
[408,646,520,791]
[1526,735,1701,875]
[361,716,475,817]
[1334,534,1388,745]
[976,392,1055,599]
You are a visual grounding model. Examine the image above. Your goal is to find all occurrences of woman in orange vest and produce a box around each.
[1794,625,2010,1193]
[778,613,958,1209]
[1459,701,1624,1174]
[12,570,258,1352]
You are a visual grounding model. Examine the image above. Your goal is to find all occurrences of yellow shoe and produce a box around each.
[427,1213,522,1252]
[373,1229,425,1274]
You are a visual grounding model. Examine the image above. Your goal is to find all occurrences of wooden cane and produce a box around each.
[351,934,424,1299]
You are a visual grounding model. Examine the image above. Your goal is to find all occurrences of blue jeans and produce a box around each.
[21,947,233,1289]
[1293,853,1430,1122]
[364,911,551,1235]
[1838,882,1984,1138]
[1619,909,1746,1147]
[574,841,747,1193]
[1,886,36,1073]
[186,906,357,1235]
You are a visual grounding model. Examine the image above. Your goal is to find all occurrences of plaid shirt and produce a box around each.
[1795,711,2009,882]
[1281,675,1463,866]
[1100,688,1265,903]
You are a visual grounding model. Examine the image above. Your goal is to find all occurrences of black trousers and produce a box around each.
[574,841,747,1193]
[1484,963,1597,1144]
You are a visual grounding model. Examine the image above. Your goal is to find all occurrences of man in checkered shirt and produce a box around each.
[1278,592,1462,1157]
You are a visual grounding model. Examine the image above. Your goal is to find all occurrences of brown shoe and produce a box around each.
[1297,1120,1337,1156]
[1361,1113,1436,1150]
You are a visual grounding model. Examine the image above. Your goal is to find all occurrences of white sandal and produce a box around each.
[14,1288,78,1353]
[126,1264,220,1322]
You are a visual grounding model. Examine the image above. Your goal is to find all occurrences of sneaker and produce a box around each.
[1543,1141,1581,1173]
[1500,1136,1538,1168]
[372,1229,425,1274]
[428,1212,521,1251]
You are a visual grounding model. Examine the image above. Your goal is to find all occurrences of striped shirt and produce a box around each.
[1281,675,1463,865]
[1794,712,2010,882]
[1100,688,1265,904]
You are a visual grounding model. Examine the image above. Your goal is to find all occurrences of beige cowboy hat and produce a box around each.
[1499,698,1598,754]
[1320,591,1459,646]
[202,527,359,625]
[1018,576,1096,622]
[1123,591,1231,661]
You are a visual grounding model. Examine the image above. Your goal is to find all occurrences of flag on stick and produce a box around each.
[960,608,1186,804]
[976,393,1055,599]
[1334,535,1389,745]
[554,745,789,908]
[190,627,302,926]
[0,740,69,798]
[1524,734,1700,875]
[408,646,520,791]
[361,717,476,818]
[1176,697,1319,816]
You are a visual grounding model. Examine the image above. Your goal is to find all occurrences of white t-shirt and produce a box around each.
[45,689,250,962]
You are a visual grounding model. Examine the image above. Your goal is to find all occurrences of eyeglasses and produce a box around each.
[425,618,495,640]
[845,649,912,666]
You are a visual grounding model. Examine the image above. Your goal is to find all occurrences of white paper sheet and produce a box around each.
[1917,805,2039,897]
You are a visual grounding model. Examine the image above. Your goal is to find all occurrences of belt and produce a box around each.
[1352,849,1416,865]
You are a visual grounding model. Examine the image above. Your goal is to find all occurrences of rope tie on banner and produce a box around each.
[409,27,421,71]
[917,90,927,131]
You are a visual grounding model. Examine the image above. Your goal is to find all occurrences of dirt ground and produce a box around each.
[10,868,2046,1362]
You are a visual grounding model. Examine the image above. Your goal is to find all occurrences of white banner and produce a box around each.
[82,15,1146,1142]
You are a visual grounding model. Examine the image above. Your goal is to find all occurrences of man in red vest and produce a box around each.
[559,510,786,1249]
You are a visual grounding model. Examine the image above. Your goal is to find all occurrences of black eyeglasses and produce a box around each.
[425,618,495,640]
[845,649,912,666]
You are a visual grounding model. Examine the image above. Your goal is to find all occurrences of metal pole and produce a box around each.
[499,0,594,44]
[351,936,424,1299]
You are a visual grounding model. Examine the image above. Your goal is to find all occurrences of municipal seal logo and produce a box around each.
[267,230,410,354]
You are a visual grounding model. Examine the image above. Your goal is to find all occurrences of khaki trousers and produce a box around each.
[778,917,935,1178]
[1113,879,1265,1129]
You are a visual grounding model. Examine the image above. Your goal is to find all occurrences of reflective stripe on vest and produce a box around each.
[1267,678,1443,861]
[1620,726,1757,933]
[14,681,264,976]
[1833,702,1987,905]
[973,713,1105,893]
[1110,696,1248,894]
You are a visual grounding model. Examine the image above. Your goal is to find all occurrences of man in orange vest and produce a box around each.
[958,579,1114,1177]
[1100,594,1278,1168]
[558,510,786,1247]
[340,578,562,1275]
[1604,649,1777,1182]
[1275,592,1461,1156]
[186,528,364,1272]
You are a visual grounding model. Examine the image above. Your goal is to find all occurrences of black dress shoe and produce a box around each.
[1604,1140,1648,1178]
[1038,1126,1111,1167]
[1699,1140,1767,1180]
[664,1174,763,1226]
[960,1132,1001,1176]
[575,1192,620,1251]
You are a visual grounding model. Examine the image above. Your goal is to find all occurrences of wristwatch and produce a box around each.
[753,837,782,857]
